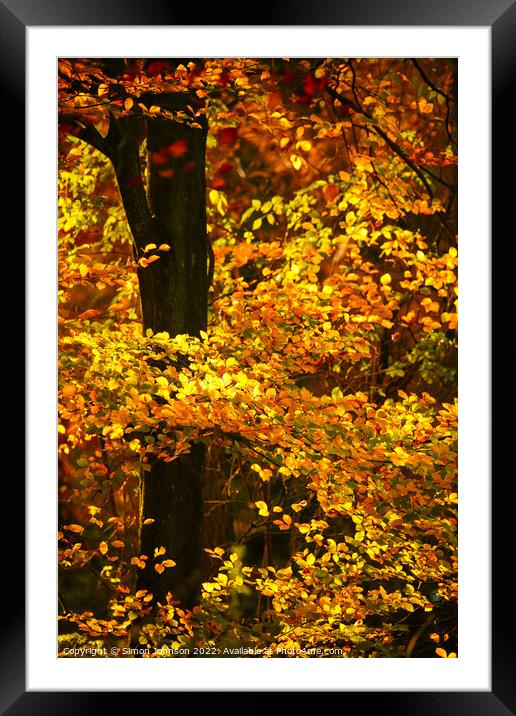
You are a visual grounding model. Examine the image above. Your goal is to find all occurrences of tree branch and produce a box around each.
[325,83,454,196]
[411,59,457,150]
[58,113,114,161]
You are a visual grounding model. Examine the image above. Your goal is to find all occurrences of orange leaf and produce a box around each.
[323,184,339,204]
[61,383,76,397]
[78,309,102,320]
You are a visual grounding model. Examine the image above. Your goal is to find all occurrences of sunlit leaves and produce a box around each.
[380,273,391,286]
[131,555,148,569]
[64,524,84,534]
[290,154,304,171]
[254,501,269,517]
[155,559,176,574]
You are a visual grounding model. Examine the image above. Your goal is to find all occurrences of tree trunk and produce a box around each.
[112,100,208,606]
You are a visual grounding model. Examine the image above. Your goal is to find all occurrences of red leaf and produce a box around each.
[219,71,230,87]
[165,139,188,158]
[147,60,170,76]
[303,74,318,97]
[216,161,233,175]
[218,127,238,146]
[151,151,168,166]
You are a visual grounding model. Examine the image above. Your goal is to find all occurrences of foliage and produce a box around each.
[58,57,457,658]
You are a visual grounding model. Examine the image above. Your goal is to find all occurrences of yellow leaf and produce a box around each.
[380,273,392,285]
[124,97,134,111]
[297,140,312,153]
[143,518,155,526]
[259,468,273,483]
[154,546,166,557]
[290,154,304,171]
[255,501,269,517]
[291,501,307,512]
[154,563,165,574]
[79,263,88,277]
[99,541,108,555]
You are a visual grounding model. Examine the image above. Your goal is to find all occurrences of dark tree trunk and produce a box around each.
[109,98,208,606]
[136,107,208,606]
[142,107,208,336]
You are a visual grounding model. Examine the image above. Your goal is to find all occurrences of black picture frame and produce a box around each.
[8,0,505,711]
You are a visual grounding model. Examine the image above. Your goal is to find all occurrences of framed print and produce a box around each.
[6,0,507,710]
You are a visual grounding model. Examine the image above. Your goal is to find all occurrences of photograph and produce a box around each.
[57,56,459,660]
[7,3,504,707]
